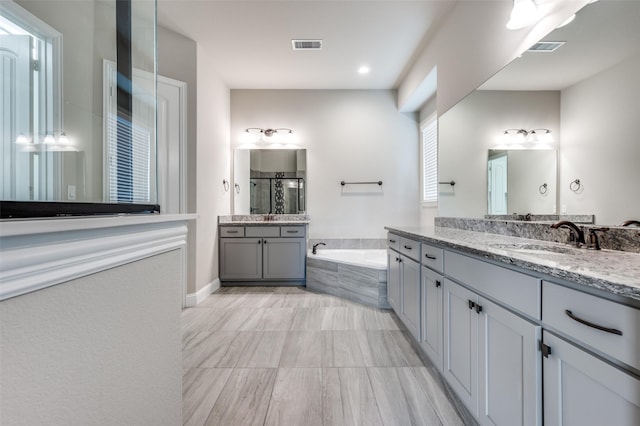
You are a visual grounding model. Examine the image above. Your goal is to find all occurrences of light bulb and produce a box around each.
[15,134,30,144]
[43,134,55,144]
[58,132,70,144]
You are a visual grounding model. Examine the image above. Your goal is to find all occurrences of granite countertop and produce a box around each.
[385,225,640,303]
[219,214,310,225]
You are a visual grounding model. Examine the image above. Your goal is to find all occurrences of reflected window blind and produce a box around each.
[107,114,150,203]
[422,116,438,203]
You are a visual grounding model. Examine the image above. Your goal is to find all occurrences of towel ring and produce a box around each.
[539,183,548,195]
[235,183,240,194]
[222,179,230,192]
[570,179,581,192]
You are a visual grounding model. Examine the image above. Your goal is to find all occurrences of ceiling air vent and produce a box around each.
[291,39,323,50]
[527,41,566,52]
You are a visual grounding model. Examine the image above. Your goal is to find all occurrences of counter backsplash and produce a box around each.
[219,214,310,224]
[435,217,640,254]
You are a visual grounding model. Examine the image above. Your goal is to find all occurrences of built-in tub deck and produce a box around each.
[306,249,389,309]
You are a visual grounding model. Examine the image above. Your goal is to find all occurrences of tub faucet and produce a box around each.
[312,242,326,255]
[550,221,585,247]
[621,220,640,227]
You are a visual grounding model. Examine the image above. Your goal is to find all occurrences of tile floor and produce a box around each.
[182,286,465,426]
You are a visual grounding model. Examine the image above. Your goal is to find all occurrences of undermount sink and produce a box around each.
[489,242,577,255]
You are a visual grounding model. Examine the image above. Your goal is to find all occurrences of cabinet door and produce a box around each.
[421,266,443,371]
[400,255,421,340]
[478,297,542,426]
[387,249,401,313]
[220,238,262,280]
[543,332,640,426]
[443,279,478,414]
[262,237,305,280]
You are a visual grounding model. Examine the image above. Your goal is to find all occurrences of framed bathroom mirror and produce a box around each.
[233,149,306,215]
[487,149,557,215]
[439,0,640,225]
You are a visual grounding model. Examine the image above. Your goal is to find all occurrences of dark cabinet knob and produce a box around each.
[435,280,441,288]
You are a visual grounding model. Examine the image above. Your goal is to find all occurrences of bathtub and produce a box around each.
[306,249,389,308]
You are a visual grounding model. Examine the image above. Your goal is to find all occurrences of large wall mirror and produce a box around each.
[439,0,640,226]
[233,149,306,215]
[1,0,158,217]
[487,149,556,215]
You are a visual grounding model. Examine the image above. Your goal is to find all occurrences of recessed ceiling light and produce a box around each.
[358,65,370,75]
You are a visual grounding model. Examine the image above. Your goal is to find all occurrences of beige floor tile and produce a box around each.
[279,331,322,367]
[322,368,383,426]
[264,368,323,426]
[321,331,366,367]
[368,367,442,426]
[235,331,287,368]
[183,367,232,426]
[205,368,276,426]
[356,331,411,367]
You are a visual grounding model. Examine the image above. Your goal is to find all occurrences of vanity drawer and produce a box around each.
[281,226,305,237]
[543,282,640,370]
[387,233,400,251]
[421,242,443,273]
[220,226,245,237]
[400,237,421,261]
[444,251,540,319]
[245,226,281,237]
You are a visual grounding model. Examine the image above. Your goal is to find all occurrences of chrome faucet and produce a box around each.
[621,220,640,227]
[312,242,326,254]
[550,221,586,247]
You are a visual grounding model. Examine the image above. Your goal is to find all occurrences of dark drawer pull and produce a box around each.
[404,245,413,250]
[389,239,396,243]
[227,230,239,234]
[286,230,299,234]
[425,254,437,260]
[565,310,623,336]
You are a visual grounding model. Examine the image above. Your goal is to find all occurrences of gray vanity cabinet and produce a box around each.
[421,265,443,371]
[219,225,306,282]
[262,238,306,280]
[399,254,421,341]
[541,282,640,425]
[442,250,542,426]
[542,332,640,426]
[387,233,421,340]
[219,237,263,280]
[443,278,542,425]
[387,249,401,312]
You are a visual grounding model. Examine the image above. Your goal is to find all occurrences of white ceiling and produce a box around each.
[156,0,456,90]
[479,0,640,91]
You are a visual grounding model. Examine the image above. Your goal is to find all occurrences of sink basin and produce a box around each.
[489,242,577,255]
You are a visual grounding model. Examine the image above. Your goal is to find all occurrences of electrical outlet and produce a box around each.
[561,204,567,214]
[68,185,76,201]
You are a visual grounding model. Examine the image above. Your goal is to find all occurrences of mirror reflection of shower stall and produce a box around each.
[250,176,305,214]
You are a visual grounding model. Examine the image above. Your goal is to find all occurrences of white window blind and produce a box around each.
[107,113,150,203]
[422,115,438,203]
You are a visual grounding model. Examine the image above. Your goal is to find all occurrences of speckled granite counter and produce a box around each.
[385,225,640,303]
[219,214,310,225]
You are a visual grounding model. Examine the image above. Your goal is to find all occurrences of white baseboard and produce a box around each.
[185,278,220,307]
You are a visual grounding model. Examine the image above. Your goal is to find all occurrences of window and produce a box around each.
[421,113,438,204]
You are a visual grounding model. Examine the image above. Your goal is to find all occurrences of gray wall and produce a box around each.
[231,89,420,239]
[560,53,640,225]
[438,90,561,218]
[0,250,183,425]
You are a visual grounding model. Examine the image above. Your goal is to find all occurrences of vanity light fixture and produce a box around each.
[500,128,553,144]
[15,130,76,150]
[506,0,540,30]
[243,127,294,143]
